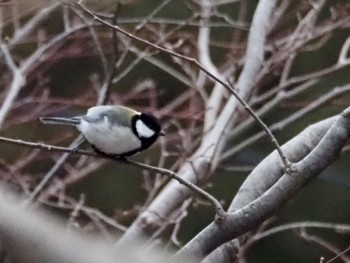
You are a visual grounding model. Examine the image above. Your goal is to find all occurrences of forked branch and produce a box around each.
[68,0,291,169]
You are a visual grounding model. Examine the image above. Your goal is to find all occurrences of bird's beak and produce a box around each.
[159,131,166,136]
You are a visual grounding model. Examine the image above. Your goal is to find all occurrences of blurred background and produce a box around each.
[0,0,350,262]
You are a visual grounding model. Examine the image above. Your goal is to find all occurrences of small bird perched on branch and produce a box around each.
[40,105,165,158]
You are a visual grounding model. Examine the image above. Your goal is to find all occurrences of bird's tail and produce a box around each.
[40,116,81,126]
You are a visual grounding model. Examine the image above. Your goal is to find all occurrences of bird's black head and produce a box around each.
[140,112,162,134]
[131,112,164,151]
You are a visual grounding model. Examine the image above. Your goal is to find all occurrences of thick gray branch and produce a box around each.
[228,117,336,211]
[175,107,350,261]
[202,117,335,262]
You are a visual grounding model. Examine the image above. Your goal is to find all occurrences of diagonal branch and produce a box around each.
[0,43,26,128]
[0,136,224,217]
[115,0,279,247]
[70,0,290,168]
[175,106,350,261]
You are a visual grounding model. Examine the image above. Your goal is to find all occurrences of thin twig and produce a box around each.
[252,221,350,241]
[326,246,350,263]
[24,18,118,204]
[25,136,84,205]
[70,0,291,169]
[112,14,197,86]
[0,136,225,218]
[227,81,291,168]
[71,8,109,79]
[222,83,350,161]
[236,79,318,142]
[8,3,60,46]
[135,0,174,31]
[128,160,225,219]
[44,197,127,231]
[299,229,350,263]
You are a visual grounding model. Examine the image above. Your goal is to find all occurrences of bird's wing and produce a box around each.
[105,106,138,127]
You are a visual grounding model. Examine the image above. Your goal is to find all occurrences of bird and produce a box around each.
[40,105,165,158]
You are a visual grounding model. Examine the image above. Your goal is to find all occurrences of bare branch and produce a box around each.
[116,0,280,247]
[222,83,350,161]
[72,0,289,167]
[198,0,226,131]
[299,230,350,263]
[0,136,224,216]
[25,135,85,205]
[254,222,350,241]
[338,36,350,65]
[8,2,60,46]
[1,1,349,261]
[0,43,26,128]
[176,106,350,260]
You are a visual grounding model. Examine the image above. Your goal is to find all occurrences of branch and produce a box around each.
[25,16,118,203]
[176,106,350,261]
[203,221,350,263]
[26,135,85,205]
[204,113,345,262]
[228,79,317,146]
[198,0,226,132]
[0,136,224,217]
[0,43,26,128]
[226,118,338,214]
[338,35,350,65]
[71,0,290,168]
[127,160,225,218]
[299,229,350,262]
[116,0,279,247]
[8,2,60,46]
[222,83,350,161]
[254,221,350,242]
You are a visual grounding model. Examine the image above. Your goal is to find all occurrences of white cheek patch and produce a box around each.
[136,119,155,138]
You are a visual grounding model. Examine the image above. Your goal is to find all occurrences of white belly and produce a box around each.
[78,119,141,155]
